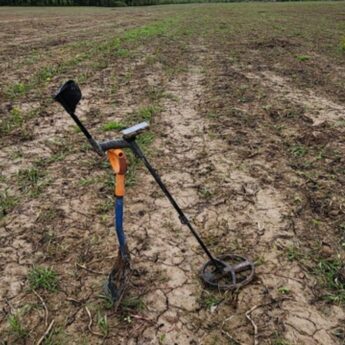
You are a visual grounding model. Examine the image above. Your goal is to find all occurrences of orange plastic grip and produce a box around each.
[107,149,127,197]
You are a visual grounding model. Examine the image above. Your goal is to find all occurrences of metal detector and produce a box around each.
[53,80,255,301]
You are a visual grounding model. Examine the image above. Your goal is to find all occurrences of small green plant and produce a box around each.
[146,86,166,102]
[0,107,24,134]
[73,125,82,133]
[134,105,160,122]
[96,197,113,214]
[6,82,29,98]
[102,121,125,132]
[115,48,130,58]
[296,55,310,62]
[314,258,345,303]
[9,107,23,126]
[286,245,304,262]
[7,313,28,339]
[99,294,114,310]
[198,186,212,199]
[137,132,155,146]
[0,189,17,218]
[28,266,59,292]
[17,167,47,196]
[36,66,57,82]
[78,177,98,186]
[207,112,217,119]
[290,144,307,157]
[121,296,146,311]
[338,36,345,53]
[159,333,166,344]
[41,326,66,345]
[278,286,290,295]
[199,293,222,310]
[272,338,291,345]
[97,312,109,336]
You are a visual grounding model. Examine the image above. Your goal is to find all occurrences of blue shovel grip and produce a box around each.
[115,197,127,257]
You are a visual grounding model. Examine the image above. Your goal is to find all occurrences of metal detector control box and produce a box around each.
[121,122,149,139]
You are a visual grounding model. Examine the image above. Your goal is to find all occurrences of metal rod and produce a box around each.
[65,110,104,156]
[128,139,216,263]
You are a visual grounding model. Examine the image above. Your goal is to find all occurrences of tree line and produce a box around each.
[0,0,328,6]
[0,0,236,6]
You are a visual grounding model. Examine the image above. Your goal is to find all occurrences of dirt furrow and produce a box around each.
[245,70,345,125]
[127,46,345,344]
[124,66,208,344]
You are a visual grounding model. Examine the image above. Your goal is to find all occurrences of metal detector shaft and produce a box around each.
[69,111,104,156]
[127,139,216,263]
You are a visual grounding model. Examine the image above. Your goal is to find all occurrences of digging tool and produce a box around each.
[53,80,255,297]
[105,149,131,307]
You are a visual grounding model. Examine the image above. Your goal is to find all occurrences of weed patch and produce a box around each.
[0,189,17,219]
[102,121,126,132]
[17,167,48,197]
[7,313,28,340]
[313,258,345,304]
[28,266,59,292]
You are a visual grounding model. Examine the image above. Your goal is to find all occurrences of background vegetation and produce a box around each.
[0,0,338,7]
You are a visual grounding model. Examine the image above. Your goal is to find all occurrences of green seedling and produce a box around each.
[272,338,291,345]
[97,312,109,336]
[198,186,212,199]
[6,82,29,98]
[199,293,222,310]
[290,144,307,157]
[0,107,24,134]
[0,189,17,219]
[102,121,125,132]
[131,105,160,122]
[338,37,345,53]
[78,177,98,186]
[278,286,290,295]
[17,167,47,197]
[7,313,28,339]
[28,266,59,292]
[286,246,304,262]
[121,296,146,311]
[296,55,310,62]
[314,258,345,303]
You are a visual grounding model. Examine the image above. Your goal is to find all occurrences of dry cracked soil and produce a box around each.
[0,3,345,345]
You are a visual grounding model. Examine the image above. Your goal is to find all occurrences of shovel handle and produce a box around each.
[107,149,127,197]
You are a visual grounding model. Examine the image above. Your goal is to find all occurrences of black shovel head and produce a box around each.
[104,246,131,310]
[53,80,81,115]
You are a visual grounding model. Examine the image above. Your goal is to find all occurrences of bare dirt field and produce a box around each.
[0,3,345,344]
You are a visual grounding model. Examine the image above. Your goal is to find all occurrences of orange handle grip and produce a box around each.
[107,149,127,197]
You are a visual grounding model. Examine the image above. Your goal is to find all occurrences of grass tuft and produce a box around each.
[338,36,345,53]
[102,121,125,132]
[7,313,28,339]
[28,266,59,292]
[121,296,146,311]
[314,258,345,303]
[199,293,222,310]
[0,189,17,219]
[97,312,109,336]
[296,55,310,62]
[17,167,48,197]
[0,107,24,135]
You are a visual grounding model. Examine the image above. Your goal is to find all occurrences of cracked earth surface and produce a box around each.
[1,4,345,345]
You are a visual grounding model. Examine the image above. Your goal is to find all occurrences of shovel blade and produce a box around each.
[105,247,131,309]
